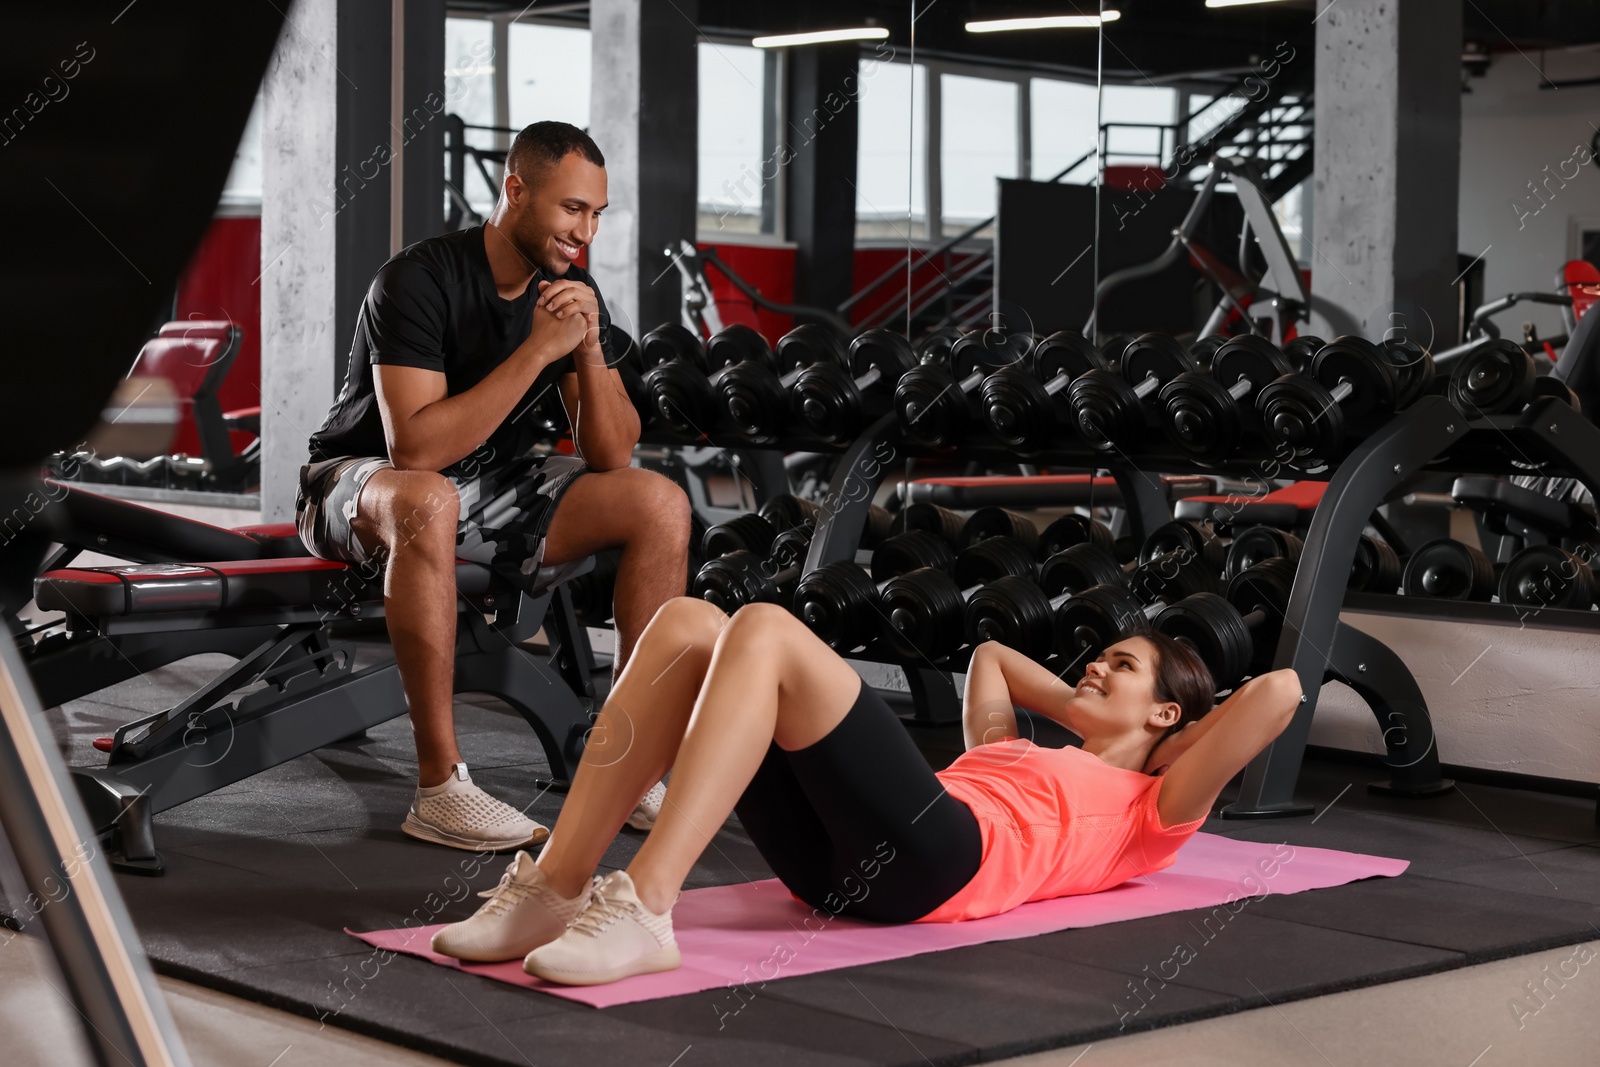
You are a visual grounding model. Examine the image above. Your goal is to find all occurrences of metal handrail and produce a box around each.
[838,146,1099,318]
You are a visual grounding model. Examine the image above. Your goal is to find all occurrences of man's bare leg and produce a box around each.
[541,466,691,678]
[349,468,463,788]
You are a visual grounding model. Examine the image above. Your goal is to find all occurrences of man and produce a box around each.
[297,122,690,850]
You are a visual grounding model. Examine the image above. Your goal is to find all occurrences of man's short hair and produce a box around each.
[506,121,605,191]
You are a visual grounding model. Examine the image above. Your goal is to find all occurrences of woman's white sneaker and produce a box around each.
[522,871,680,985]
[430,850,591,962]
[402,762,550,851]
[625,779,668,830]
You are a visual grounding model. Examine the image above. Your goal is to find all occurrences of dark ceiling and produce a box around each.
[450,1,1600,84]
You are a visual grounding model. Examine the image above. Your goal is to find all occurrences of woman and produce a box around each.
[430,596,1302,986]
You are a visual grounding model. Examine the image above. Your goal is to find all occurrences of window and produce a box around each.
[855,59,927,240]
[940,74,1018,236]
[220,88,264,211]
[445,17,498,216]
[1100,84,1176,167]
[508,22,591,129]
[1031,78,1097,184]
[698,42,767,235]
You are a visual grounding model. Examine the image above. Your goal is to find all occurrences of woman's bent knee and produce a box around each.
[653,595,728,641]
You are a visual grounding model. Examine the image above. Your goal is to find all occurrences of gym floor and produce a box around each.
[7,634,1600,1067]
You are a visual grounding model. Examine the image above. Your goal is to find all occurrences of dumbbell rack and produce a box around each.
[641,388,1600,818]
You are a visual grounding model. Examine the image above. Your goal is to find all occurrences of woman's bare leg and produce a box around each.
[534,596,727,898]
[625,603,865,915]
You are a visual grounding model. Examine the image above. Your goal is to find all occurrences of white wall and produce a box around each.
[1459,46,1600,342]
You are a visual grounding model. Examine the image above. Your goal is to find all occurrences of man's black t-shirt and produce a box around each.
[307,224,612,476]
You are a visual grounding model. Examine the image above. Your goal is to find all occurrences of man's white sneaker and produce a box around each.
[402,762,549,851]
[522,871,680,985]
[430,851,591,962]
[625,779,668,831]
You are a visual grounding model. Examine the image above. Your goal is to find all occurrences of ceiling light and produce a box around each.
[966,12,1121,32]
[752,27,891,48]
[1204,0,1292,7]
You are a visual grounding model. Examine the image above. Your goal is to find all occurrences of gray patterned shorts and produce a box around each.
[295,452,590,594]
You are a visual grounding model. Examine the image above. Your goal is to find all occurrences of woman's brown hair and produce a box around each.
[1122,628,1216,740]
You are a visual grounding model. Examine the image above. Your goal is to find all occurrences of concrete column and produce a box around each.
[261,0,412,521]
[402,0,447,248]
[589,0,699,338]
[785,43,863,312]
[1310,0,1463,347]
[260,0,340,522]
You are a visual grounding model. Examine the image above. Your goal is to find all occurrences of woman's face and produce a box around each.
[1064,636,1179,740]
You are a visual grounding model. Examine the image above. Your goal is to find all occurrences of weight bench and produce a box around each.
[1174,479,1327,528]
[33,525,599,874]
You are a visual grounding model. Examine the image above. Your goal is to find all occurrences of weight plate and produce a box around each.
[1190,334,1228,368]
[1349,535,1402,593]
[715,362,788,442]
[794,561,880,652]
[849,328,917,380]
[1401,539,1496,601]
[981,367,1058,450]
[1159,373,1244,464]
[1033,331,1104,385]
[1281,334,1325,373]
[1154,592,1252,689]
[1222,526,1303,582]
[1067,369,1144,451]
[641,322,704,370]
[954,536,1038,589]
[1212,335,1294,395]
[965,576,1057,661]
[775,323,849,375]
[872,530,957,583]
[1311,335,1399,429]
[1447,339,1535,417]
[1257,373,1346,466]
[1498,544,1596,611]
[643,360,718,437]
[879,567,967,659]
[1039,513,1116,557]
[1056,583,1145,669]
[1381,338,1435,407]
[705,324,771,372]
[894,364,968,446]
[1040,543,1126,597]
[894,502,965,547]
[790,361,863,444]
[915,327,965,367]
[1100,334,1137,365]
[1121,333,1198,390]
[960,507,1040,553]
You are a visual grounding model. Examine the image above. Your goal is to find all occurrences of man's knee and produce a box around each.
[627,470,691,543]
[369,471,459,550]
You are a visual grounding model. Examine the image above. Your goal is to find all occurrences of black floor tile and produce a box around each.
[1244,870,1600,958]
[760,941,1237,1053]
[1426,843,1600,909]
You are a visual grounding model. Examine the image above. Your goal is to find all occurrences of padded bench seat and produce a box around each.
[1173,480,1327,526]
[35,555,590,618]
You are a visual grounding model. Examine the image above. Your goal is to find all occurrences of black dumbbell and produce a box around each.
[1447,339,1543,417]
[879,538,1038,659]
[1156,557,1296,687]
[1039,512,1119,559]
[959,506,1040,553]
[1139,519,1230,577]
[790,328,918,445]
[1190,334,1228,367]
[1051,533,1225,663]
[1100,334,1137,364]
[966,539,1145,661]
[892,501,965,548]
[1282,334,1324,370]
[1349,534,1402,593]
[1068,333,1201,452]
[694,527,812,612]
[714,323,850,443]
[1498,544,1596,611]
[1381,338,1437,407]
[1222,526,1303,581]
[1256,337,1404,466]
[1401,539,1496,601]
[758,492,893,549]
[979,331,1108,451]
[1159,335,1296,464]
[895,331,1024,448]
[702,512,779,558]
[916,327,965,366]
[793,529,957,652]
[640,323,721,438]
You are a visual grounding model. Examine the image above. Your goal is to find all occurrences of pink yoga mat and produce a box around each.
[348,832,1408,1009]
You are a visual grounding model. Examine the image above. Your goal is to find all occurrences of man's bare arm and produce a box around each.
[376,302,585,471]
